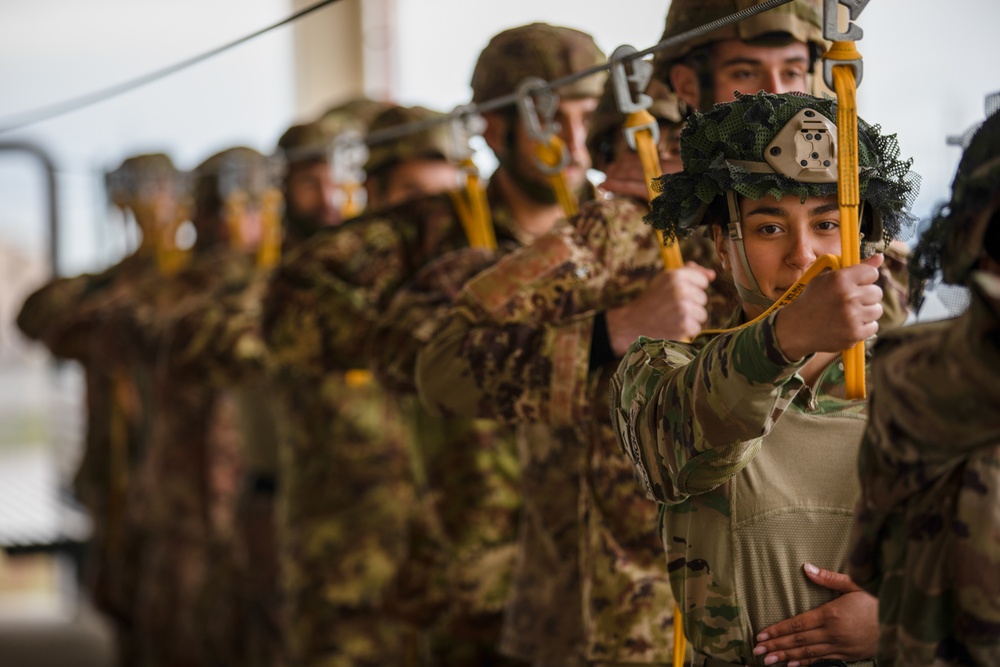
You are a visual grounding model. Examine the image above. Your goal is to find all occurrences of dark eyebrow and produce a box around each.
[744,205,788,218]
[810,202,840,216]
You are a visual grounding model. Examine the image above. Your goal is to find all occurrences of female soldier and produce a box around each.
[610,91,916,667]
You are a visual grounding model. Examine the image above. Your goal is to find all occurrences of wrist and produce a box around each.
[772,307,809,362]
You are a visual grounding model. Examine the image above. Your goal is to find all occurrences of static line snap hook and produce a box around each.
[448,104,486,165]
[822,0,871,42]
[609,45,654,115]
[516,77,561,143]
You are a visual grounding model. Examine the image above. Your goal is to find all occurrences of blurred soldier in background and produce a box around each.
[16,153,188,667]
[364,104,461,210]
[849,107,1000,666]
[124,146,276,667]
[264,23,606,667]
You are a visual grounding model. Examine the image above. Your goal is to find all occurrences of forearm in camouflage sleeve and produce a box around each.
[609,313,808,504]
[17,274,109,361]
[263,218,410,375]
[368,247,498,395]
[417,200,662,426]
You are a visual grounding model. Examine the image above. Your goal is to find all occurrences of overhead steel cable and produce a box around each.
[0,0,347,135]
[0,0,793,145]
[365,0,794,146]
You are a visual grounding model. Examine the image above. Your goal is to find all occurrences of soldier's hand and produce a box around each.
[605,262,715,354]
[751,563,878,666]
[600,152,682,201]
[774,253,884,361]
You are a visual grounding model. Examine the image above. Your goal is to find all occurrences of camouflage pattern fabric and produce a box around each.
[123,247,257,667]
[263,183,528,666]
[371,248,522,659]
[16,250,157,667]
[610,308,875,664]
[848,271,1000,666]
[415,195,735,664]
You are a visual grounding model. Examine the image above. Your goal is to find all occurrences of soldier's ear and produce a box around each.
[669,64,701,111]
[711,223,731,272]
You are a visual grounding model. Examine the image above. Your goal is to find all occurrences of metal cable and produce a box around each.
[0,0,347,135]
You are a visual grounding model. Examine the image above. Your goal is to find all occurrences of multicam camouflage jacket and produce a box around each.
[610,311,874,665]
[415,195,734,664]
[849,271,1000,667]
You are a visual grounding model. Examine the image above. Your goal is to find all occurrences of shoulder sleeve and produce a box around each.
[609,312,807,504]
[416,198,662,426]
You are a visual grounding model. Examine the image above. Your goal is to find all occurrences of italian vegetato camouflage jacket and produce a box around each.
[371,246,522,643]
[16,251,155,629]
[849,271,1000,667]
[415,195,733,663]
[261,187,526,660]
[610,310,873,664]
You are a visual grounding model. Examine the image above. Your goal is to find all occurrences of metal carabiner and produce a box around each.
[516,77,570,175]
[822,0,868,89]
[330,129,368,185]
[609,44,660,151]
[448,104,486,165]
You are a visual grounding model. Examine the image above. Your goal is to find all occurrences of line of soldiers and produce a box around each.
[14,1,999,667]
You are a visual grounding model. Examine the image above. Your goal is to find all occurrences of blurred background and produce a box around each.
[0,0,997,663]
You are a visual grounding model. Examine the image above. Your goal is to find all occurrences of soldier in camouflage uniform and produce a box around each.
[121,147,278,667]
[16,153,186,667]
[412,77,698,667]
[263,24,606,667]
[609,91,917,667]
[364,105,461,210]
[848,109,1000,666]
[411,3,839,663]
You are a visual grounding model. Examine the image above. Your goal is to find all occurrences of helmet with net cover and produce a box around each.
[910,107,1000,308]
[364,105,456,175]
[586,78,687,171]
[470,23,607,104]
[651,0,827,85]
[318,97,393,136]
[646,91,917,307]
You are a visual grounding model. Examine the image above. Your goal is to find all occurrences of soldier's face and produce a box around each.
[375,159,460,209]
[490,96,598,198]
[671,40,811,109]
[285,161,340,227]
[714,193,841,318]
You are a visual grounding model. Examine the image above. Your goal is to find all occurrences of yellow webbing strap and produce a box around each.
[829,41,866,400]
[534,135,578,218]
[344,368,373,387]
[256,188,284,269]
[447,158,497,251]
[622,109,689,667]
[158,204,192,277]
[625,110,685,271]
[673,608,687,667]
[341,181,364,219]
[697,254,842,338]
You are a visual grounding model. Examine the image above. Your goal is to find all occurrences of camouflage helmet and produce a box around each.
[106,153,183,210]
[364,105,455,175]
[647,91,917,306]
[317,96,393,137]
[276,120,332,165]
[652,0,827,82]
[470,23,607,104]
[192,146,277,246]
[911,109,1000,298]
[586,78,687,171]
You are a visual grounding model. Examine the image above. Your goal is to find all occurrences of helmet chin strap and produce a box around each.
[726,191,777,309]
